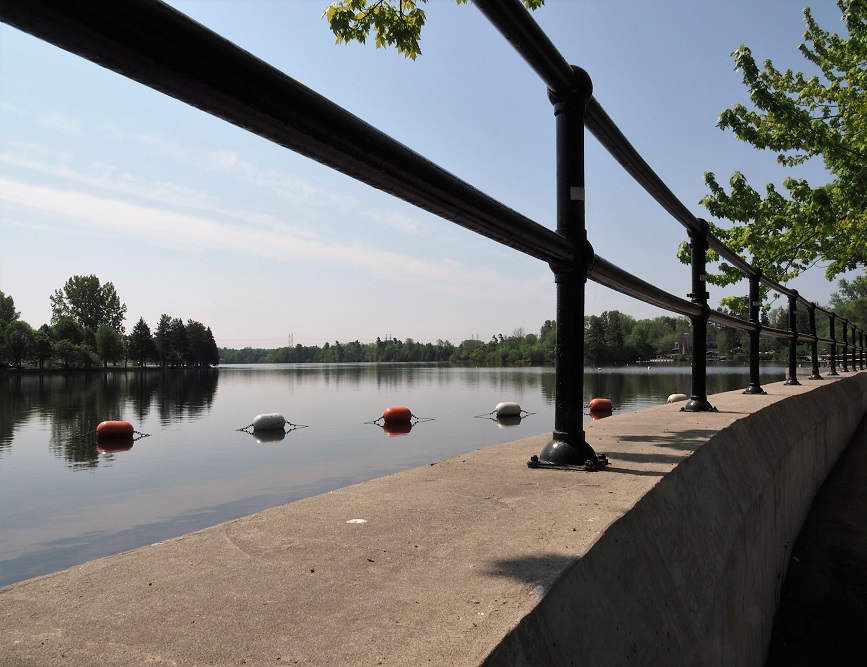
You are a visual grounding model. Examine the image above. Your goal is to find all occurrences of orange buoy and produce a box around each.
[96,420,135,439]
[589,409,613,420]
[382,406,413,425]
[588,398,613,412]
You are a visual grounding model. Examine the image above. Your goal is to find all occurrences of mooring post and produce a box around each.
[532,66,603,469]
[744,271,766,394]
[683,219,713,412]
[785,292,801,385]
[828,313,839,376]
[841,319,850,372]
[807,303,823,380]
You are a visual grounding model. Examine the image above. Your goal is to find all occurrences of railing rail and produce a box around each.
[1,0,863,468]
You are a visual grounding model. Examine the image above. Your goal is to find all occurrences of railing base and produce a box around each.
[743,384,767,395]
[785,378,802,386]
[681,397,715,412]
[530,437,606,470]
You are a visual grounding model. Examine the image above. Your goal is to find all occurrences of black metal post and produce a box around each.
[785,291,801,385]
[744,272,765,394]
[859,329,864,371]
[683,219,713,411]
[860,329,864,371]
[533,66,603,469]
[828,314,839,376]
[841,320,850,372]
[807,303,822,380]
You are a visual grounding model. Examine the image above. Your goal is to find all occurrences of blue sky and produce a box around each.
[0,0,857,348]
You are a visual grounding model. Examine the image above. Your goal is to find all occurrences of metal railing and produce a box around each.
[2,0,863,469]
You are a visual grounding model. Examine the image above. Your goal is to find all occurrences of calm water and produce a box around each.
[0,362,787,586]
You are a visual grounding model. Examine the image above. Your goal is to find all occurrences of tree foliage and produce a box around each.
[699,0,867,287]
[0,281,220,370]
[0,291,19,326]
[50,275,127,337]
[322,0,544,59]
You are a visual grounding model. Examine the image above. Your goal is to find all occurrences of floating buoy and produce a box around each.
[96,420,135,439]
[667,393,688,404]
[252,413,287,431]
[494,401,522,418]
[588,398,613,412]
[589,409,612,421]
[382,406,413,425]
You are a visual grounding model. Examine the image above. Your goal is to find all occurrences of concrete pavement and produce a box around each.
[2,372,865,666]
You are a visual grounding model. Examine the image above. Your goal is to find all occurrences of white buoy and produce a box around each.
[494,401,522,418]
[252,412,287,431]
[667,393,688,404]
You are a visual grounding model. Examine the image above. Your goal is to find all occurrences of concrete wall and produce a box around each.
[483,372,867,666]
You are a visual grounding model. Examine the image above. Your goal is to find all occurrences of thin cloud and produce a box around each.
[38,114,83,135]
[0,177,545,300]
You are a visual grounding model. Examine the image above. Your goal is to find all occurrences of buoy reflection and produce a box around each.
[495,414,522,428]
[97,437,135,453]
[382,422,413,437]
[252,429,287,443]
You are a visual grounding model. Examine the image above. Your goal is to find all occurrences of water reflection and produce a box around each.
[0,370,219,467]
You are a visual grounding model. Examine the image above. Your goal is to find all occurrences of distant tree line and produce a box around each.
[220,336,456,364]
[5,275,861,370]
[218,276,866,367]
[0,275,219,370]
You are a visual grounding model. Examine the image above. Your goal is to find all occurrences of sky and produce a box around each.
[0,0,860,348]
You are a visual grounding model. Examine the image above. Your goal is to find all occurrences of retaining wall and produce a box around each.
[484,372,867,666]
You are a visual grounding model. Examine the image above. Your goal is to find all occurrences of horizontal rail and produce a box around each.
[0,0,575,267]
[589,255,704,318]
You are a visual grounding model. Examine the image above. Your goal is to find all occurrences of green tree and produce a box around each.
[323,0,544,60]
[128,317,157,367]
[186,320,220,367]
[4,320,34,369]
[95,324,125,368]
[0,290,19,326]
[169,318,191,366]
[698,1,866,288]
[32,326,54,370]
[50,275,127,338]
[829,275,867,327]
[155,314,172,367]
[52,316,86,345]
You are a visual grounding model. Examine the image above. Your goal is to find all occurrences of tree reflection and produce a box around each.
[0,370,218,467]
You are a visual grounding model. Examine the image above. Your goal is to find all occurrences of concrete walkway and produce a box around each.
[1,372,865,666]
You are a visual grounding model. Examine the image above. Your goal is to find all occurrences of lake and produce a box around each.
[0,362,788,587]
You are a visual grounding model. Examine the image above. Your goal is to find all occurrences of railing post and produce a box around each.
[785,291,801,385]
[828,313,839,376]
[683,219,714,411]
[531,66,604,470]
[841,319,850,372]
[744,272,766,394]
[859,329,864,371]
[807,303,822,380]
[859,329,865,371]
